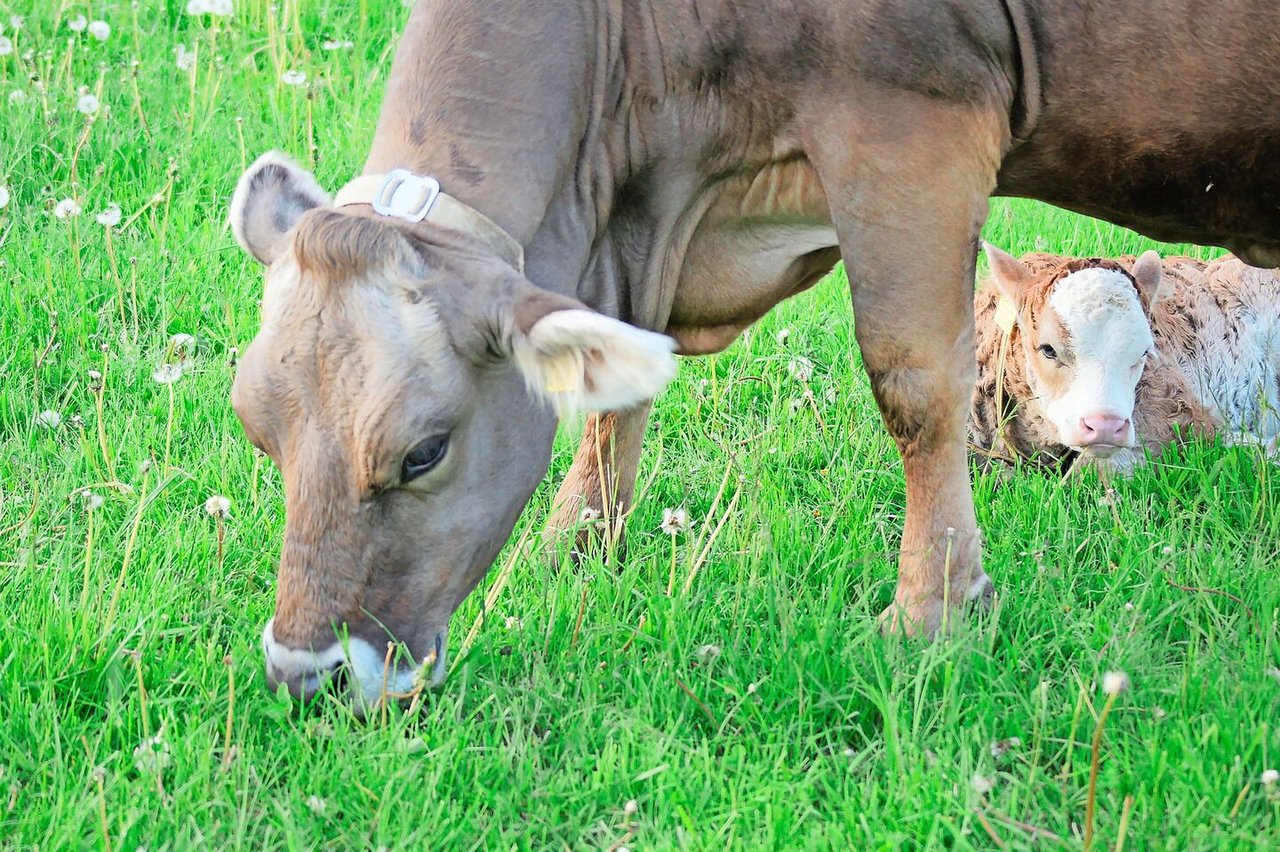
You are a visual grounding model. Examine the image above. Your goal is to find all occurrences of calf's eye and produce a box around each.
[402,434,450,483]
[1037,344,1058,361]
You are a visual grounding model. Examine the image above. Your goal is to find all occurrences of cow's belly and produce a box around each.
[664,162,841,355]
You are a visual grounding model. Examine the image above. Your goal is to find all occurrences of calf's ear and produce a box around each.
[508,287,678,417]
[229,151,331,265]
[982,241,1033,300]
[1131,250,1163,308]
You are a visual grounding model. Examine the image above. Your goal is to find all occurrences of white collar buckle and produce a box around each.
[372,168,442,223]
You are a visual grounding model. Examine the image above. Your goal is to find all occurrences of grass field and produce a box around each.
[3,2,1279,849]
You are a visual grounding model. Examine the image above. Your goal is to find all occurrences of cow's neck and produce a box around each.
[363,1,600,256]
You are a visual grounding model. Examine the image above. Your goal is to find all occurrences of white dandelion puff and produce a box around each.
[787,356,814,383]
[54,198,82,218]
[8,90,26,105]
[9,16,23,30]
[775,328,790,345]
[87,20,110,41]
[623,799,638,816]
[96,203,121,227]
[76,93,99,115]
[68,15,87,33]
[0,185,8,209]
[204,495,231,518]
[175,44,196,71]
[132,730,171,774]
[280,69,306,86]
[151,363,183,384]
[660,507,689,535]
[1262,769,1279,786]
[1102,671,1130,696]
[305,795,327,815]
[0,35,12,56]
[970,773,994,796]
[34,410,61,429]
[82,491,105,511]
[321,38,353,50]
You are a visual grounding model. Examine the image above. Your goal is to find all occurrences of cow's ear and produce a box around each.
[1131,250,1163,309]
[982,241,1033,300]
[230,152,331,265]
[509,287,678,417]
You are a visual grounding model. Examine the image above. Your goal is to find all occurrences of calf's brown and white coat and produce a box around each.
[972,246,1280,469]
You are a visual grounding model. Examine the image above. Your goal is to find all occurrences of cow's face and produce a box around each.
[228,154,676,710]
[983,244,1163,457]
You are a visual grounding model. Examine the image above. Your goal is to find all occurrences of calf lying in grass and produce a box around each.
[970,244,1280,471]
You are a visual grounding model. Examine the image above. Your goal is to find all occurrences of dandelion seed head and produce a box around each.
[281,69,306,86]
[132,731,171,774]
[35,409,61,429]
[204,495,231,518]
[0,185,8,209]
[68,15,87,32]
[1263,769,1279,786]
[76,93,99,115]
[695,643,721,661]
[775,328,790,344]
[82,490,105,511]
[152,363,183,384]
[305,794,327,814]
[1102,670,1130,696]
[503,615,523,630]
[0,35,12,56]
[970,772,994,796]
[8,90,25,105]
[96,203,121,227]
[322,38,353,50]
[175,44,196,70]
[54,198,82,218]
[186,0,234,15]
[87,20,110,41]
[660,507,689,535]
[788,356,814,383]
[9,16,23,30]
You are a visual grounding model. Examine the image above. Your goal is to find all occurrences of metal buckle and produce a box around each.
[371,169,441,223]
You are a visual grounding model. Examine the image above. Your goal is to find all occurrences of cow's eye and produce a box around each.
[402,434,450,482]
[1037,344,1058,361]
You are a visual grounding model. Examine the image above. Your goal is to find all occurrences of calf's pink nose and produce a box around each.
[1078,414,1130,446]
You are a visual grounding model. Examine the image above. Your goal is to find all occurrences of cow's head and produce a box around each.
[228,153,677,710]
[982,243,1164,457]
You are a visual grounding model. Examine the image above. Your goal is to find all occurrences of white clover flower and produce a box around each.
[280,69,306,86]
[54,198,82,218]
[68,15,88,32]
[660,507,689,535]
[88,20,110,41]
[204,495,231,517]
[76,93,99,115]
[1102,671,1130,696]
[322,39,353,50]
[970,773,994,796]
[175,44,196,71]
[0,35,12,56]
[152,363,183,384]
[1263,769,1280,786]
[0,186,8,209]
[34,410,61,429]
[96,203,121,227]
[8,90,25,105]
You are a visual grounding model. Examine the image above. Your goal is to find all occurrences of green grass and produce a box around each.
[2,3,1278,849]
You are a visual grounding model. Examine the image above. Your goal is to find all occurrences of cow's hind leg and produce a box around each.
[543,403,652,556]
[809,96,1005,635]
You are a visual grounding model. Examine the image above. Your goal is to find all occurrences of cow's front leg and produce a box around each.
[543,403,652,555]
[809,96,1005,635]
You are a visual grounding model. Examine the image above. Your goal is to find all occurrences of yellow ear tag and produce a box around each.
[543,357,579,395]
[994,296,1017,335]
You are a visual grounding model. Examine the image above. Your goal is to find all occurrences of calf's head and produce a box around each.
[228,153,677,710]
[982,243,1164,456]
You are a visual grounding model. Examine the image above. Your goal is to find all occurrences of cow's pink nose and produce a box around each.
[1078,414,1130,446]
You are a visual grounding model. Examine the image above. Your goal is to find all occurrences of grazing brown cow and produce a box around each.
[972,246,1280,470]
[229,0,1280,708]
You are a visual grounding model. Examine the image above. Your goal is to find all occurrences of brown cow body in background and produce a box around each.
[228,0,1280,708]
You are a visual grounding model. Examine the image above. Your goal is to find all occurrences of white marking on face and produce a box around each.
[1041,268,1153,450]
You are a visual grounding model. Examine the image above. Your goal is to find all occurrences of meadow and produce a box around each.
[2,2,1278,848]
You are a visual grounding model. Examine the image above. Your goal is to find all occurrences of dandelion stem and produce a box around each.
[221,655,236,770]
[94,357,117,482]
[667,533,677,597]
[162,382,175,477]
[100,470,150,645]
[95,771,112,852]
[78,508,96,616]
[1084,690,1120,851]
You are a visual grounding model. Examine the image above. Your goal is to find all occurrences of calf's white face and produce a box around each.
[984,244,1164,456]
